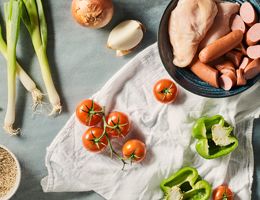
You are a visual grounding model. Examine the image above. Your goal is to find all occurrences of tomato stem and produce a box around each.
[90,108,128,170]
[105,134,127,170]
[82,101,105,126]
[95,115,108,141]
[222,188,233,200]
[125,151,141,164]
[159,83,175,101]
[108,119,129,137]
[106,125,115,129]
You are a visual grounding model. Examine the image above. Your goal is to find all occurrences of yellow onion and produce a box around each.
[71,0,114,29]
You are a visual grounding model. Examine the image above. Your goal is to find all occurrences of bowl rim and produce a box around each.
[157,0,260,98]
[0,145,21,200]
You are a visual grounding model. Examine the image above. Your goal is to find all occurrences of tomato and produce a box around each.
[153,79,178,103]
[105,111,131,138]
[82,127,108,152]
[76,99,103,126]
[122,139,146,162]
[213,185,234,200]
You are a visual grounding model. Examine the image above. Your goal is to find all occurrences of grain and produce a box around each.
[0,147,17,197]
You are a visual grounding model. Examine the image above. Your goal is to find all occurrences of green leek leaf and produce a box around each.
[35,0,47,48]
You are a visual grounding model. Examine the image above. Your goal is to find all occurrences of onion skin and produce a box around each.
[71,0,114,29]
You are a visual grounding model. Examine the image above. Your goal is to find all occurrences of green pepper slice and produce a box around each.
[192,115,238,159]
[160,167,211,200]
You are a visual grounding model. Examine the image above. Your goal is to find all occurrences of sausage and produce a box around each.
[219,68,235,75]
[244,58,260,80]
[225,50,243,67]
[239,2,258,26]
[246,23,260,46]
[219,72,237,91]
[247,45,260,59]
[239,57,252,70]
[235,43,247,55]
[215,60,236,74]
[199,30,244,63]
[190,59,219,88]
[236,68,247,86]
[231,14,246,33]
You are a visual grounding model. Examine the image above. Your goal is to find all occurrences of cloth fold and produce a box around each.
[41,43,260,200]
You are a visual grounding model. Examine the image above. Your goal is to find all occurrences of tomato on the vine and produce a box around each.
[153,79,178,104]
[105,111,130,138]
[122,139,146,163]
[76,99,103,126]
[82,127,108,152]
[213,185,234,200]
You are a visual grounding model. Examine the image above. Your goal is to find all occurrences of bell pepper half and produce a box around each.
[192,115,238,159]
[160,167,211,200]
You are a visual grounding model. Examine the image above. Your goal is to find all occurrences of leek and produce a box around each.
[4,0,22,134]
[0,22,43,110]
[21,0,61,115]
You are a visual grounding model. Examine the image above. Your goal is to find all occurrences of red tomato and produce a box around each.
[153,79,178,103]
[213,185,234,200]
[82,127,108,152]
[105,111,130,138]
[122,139,146,162]
[76,99,103,126]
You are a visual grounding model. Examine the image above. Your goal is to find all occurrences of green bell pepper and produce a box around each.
[160,167,211,200]
[192,115,238,159]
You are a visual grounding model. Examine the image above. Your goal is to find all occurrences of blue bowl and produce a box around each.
[158,0,260,98]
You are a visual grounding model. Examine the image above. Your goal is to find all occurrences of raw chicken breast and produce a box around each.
[169,0,218,68]
[199,2,240,49]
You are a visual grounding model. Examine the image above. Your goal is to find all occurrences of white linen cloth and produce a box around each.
[41,43,260,200]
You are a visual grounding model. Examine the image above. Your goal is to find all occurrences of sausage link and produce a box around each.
[244,58,260,80]
[225,50,243,67]
[219,72,237,91]
[199,30,244,63]
[236,68,247,86]
[190,59,219,88]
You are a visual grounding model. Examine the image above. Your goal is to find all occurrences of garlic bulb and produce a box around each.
[107,20,145,56]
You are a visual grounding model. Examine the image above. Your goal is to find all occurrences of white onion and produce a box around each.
[107,20,145,56]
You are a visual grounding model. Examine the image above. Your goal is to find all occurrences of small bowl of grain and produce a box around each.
[0,145,21,200]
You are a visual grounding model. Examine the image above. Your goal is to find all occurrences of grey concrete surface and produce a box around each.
[0,0,259,199]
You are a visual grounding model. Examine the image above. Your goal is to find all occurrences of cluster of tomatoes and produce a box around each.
[76,99,146,167]
[74,79,178,167]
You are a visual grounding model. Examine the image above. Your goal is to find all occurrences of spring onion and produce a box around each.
[4,0,22,135]
[21,0,61,115]
[0,21,43,110]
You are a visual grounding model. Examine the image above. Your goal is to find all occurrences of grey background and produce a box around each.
[0,0,259,199]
